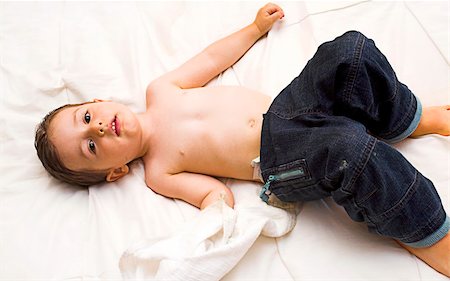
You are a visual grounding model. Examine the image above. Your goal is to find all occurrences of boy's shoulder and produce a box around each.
[144,79,182,109]
[146,79,181,97]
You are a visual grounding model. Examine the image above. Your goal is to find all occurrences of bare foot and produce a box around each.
[398,233,450,277]
[411,105,450,137]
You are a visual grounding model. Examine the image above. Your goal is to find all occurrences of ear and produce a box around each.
[106,165,129,182]
[94,99,112,102]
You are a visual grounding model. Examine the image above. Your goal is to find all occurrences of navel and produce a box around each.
[248,118,256,128]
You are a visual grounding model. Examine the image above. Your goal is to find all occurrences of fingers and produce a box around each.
[254,2,284,35]
[263,3,284,19]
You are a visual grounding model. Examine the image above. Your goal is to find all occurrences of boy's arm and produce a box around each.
[149,172,234,209]
[148,3,284,90]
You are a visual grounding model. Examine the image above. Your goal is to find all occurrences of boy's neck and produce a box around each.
[135,111,154,159]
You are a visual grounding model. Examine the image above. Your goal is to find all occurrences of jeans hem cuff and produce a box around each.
[385,97,422,144]
[402,216,449,248]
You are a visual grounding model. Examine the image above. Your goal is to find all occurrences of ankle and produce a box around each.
[410,106,450,137]
[399,234,450,277]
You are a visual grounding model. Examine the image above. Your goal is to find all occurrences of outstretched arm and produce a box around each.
[149,3,284,90]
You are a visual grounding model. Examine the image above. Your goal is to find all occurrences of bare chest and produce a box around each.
[144,86,271,179]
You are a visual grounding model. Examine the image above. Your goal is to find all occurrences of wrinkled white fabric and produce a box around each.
[120,196,297,281]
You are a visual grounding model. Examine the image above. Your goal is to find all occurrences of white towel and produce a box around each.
[119,192,298,281]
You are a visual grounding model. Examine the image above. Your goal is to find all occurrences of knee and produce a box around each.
[338,30,367,41]
[315,30,370,66]
[327,30,368,51]
[335,31,379,62]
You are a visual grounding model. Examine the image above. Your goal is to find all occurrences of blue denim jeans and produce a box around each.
[260,31,449,247]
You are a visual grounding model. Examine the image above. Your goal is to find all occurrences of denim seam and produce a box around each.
[267,112,279,181]
[367,170,419,223]
[342,137,376,193]
[378,92,417,141]
[353,176,379,204]
[403,216,450,248]
[382,96,422,143]
[378,102,413,139]
[269,108,326,120]
[343,137,378,231]
[400,208,446,244]
[342,32,365,106]
[383,74,400,103]
[271,179,321,198]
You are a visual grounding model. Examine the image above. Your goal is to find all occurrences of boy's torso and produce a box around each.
[142,85,272,182]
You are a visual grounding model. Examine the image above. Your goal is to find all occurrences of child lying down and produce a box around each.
[35,3,449,277]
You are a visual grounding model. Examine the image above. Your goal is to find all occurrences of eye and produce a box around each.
[88,139,96,153]
[84,111,91,124]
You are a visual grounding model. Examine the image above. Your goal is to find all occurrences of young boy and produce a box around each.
[35,3,449,276]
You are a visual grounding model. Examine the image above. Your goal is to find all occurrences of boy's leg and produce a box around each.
[262,113,449,277]
[330,134,449,277]
[261,31,449,276]
[294,31,421,143]
[321,32,450,276]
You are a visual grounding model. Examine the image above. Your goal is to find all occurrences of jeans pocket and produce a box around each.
[262,159,328,202]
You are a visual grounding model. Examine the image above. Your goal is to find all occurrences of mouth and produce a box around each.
[111,116,121,136]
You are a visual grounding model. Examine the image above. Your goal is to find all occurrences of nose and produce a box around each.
[89,121,106,137]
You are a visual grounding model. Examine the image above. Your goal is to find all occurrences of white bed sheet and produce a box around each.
[0,1,448,280]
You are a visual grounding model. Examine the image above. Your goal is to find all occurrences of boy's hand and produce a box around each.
[253,3,284,36]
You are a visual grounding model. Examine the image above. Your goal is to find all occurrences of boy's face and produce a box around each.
[50,100,144,174]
